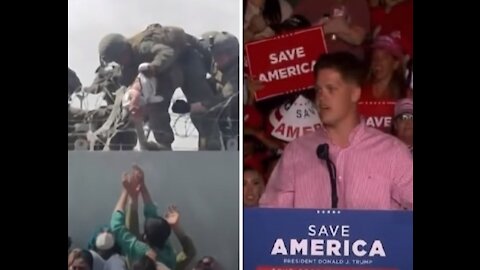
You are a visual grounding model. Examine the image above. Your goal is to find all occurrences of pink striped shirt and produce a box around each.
[259,121,413,210]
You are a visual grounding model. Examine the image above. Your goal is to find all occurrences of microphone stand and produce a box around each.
[317,144,338,208]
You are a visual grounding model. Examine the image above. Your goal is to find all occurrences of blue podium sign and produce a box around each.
[244,209,413,270]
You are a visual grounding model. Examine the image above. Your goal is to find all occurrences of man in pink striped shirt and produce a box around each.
[259,52,413,210]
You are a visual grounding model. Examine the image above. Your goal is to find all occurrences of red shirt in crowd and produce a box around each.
[357,85,396,134]
[244,104,267,176]
[244,151,269,176]
[244,104,263,130]
[370,0,413,57]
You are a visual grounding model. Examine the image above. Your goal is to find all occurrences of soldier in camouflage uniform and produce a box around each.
[68,67,82,98]
[69,66,130,150]
[180,31,239,150]
[83,62,139,151]
[97,24,218,150]
[68,67,83,118]
[199,31,239,101]
[68,67,85,150]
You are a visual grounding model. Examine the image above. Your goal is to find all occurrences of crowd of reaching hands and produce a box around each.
[68,165,222,270]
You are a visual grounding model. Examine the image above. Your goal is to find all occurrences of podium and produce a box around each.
[244,209,413,270]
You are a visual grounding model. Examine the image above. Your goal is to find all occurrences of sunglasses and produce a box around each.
[398,113,413,121]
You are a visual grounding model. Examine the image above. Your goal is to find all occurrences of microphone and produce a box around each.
[316,144,338,208]
[316,143,329,160]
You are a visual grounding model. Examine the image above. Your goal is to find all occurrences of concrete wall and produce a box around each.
[68,152,239,269]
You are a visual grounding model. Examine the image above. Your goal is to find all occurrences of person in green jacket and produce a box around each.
[110,165,176,269]
[125,165,197,270]
[127,201,196,270]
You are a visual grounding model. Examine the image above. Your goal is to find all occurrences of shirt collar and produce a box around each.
[317,119,366,148]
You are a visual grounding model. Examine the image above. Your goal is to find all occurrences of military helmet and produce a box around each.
[199,31,219,51]
[98,33,130,63]
[201,31,239,57]
[200,31,220,44]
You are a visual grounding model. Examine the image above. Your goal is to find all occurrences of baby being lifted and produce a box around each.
[122,62,164,113]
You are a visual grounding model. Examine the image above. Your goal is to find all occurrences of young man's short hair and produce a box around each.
[313,52,367,87]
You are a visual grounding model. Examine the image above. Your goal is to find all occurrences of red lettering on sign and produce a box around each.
[274,123,285,135]
[286,126,300,138]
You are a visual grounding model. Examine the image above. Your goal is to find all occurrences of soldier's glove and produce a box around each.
[172,100,191,114]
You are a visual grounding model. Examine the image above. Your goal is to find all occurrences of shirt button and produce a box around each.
[339,176,343,181]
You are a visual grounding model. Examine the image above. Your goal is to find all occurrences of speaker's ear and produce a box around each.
[352,85,361,103]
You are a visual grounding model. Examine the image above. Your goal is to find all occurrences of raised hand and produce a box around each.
[322,16,349,35]
[247,77,264,94]
[122,171,141,200]
[130,164,145,190]
[164,205,180,227]
[121,172,130,189]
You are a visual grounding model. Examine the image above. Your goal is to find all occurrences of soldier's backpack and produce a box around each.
[128,24,188,52]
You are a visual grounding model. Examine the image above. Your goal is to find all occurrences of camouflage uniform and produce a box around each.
[68,68,86,149]
[68,66,122,150]
[197,31,240,150]
[198,31,239,109]
[98,25,218,150]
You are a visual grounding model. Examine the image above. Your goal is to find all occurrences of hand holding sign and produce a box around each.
[247,77,264,97]
[322,16,350,35]
[249,14,268,34]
